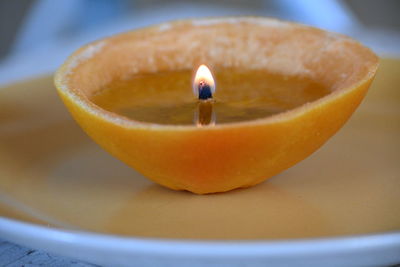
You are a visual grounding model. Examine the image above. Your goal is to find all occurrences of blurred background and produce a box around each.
[0,0,399,85]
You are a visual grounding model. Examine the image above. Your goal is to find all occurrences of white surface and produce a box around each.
[0,217,400,267]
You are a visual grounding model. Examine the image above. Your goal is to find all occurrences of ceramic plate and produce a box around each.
[0,59,399,267]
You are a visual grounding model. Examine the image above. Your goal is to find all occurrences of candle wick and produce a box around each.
[198,80,213,100]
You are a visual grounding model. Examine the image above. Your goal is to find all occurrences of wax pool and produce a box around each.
[91,69,330,125]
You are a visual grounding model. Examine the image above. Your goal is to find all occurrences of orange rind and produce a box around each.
[54,17,379,194]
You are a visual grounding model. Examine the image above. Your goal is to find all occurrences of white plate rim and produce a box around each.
[1,216,400,258]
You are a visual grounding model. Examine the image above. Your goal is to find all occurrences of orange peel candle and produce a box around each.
[54,17,378,194]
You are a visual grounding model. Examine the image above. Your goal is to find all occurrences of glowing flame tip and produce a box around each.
[193,64,215,98]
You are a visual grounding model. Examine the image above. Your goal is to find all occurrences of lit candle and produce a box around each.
[193,64,216,127]
[55,17,378,194]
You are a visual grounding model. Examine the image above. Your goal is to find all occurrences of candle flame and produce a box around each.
[193,64,215,98]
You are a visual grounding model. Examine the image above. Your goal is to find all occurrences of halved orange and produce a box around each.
[54,17,379,194]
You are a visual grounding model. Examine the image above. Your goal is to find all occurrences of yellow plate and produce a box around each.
[0,59,399,241]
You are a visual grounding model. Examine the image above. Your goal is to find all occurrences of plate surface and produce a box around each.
[0,59,399,267]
